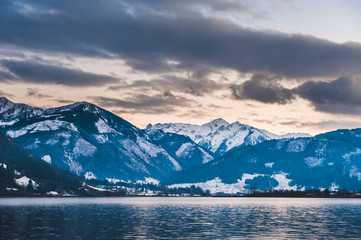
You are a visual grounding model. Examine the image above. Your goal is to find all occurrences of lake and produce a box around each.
[1,197,361,239]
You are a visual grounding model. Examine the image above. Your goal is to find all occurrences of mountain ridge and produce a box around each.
[146,118,311,156]
[0,97,209,181]
[164,128,361,193]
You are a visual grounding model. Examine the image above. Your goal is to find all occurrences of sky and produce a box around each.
[1,0,361,135]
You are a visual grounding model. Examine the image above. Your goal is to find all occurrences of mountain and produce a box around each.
[0,97,312,184]
[0,97,43,124]
[163,129,361,193]
[146,118,311,156]
[0,130,83,195]
[0,98,184,181]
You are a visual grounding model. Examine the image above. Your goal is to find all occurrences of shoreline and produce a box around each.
[2,195,361,199]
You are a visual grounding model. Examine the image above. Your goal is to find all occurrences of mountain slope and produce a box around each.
[164,129,361,193]
[0,131,83,194]
[0,98,185,181]
[146,118,311,156]
[147,129,213,168]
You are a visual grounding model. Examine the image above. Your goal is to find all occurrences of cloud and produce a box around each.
[91,92,193,114]
[231,74,361,115]
[296,76,361,105]
[231,74,294,104]
[107,70,227,96]
[0,70,16,80]
[26,88,51,98]
[1,60,119,86]
[299,120,361,131]
[1,0,361,78]
[295,75,361,115]
[56,99,75,104]
[0,90,14,98]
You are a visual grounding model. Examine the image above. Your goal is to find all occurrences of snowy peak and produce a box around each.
[0,97,11,108]
[44,101,100,115]
[0,97,13,113]
[0,97,43,123]
[202,118,229,130]
[146,119,311,156]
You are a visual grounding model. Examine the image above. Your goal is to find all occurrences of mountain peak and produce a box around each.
[45,101,100,114]
[0,97,15,114]
[0,97,11,107]
[203,118,229,128]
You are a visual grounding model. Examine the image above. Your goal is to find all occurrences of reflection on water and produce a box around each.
[1,197,361,239]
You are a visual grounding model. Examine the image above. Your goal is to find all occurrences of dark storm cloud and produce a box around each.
[231,74,294,104]
[1,0,361,79]
[91,93,193,114]
[1,60,118,86]
[296,76,361,105]
[0,70,16,80]
[295,75,361,115]
[231,74,361,115]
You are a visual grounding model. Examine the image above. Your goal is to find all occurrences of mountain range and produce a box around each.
[164,129,361,193]
[0,97,306,182]
[2,96,361,194]
[146,119,311,157]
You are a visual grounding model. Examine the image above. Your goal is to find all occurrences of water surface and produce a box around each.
[1,197,361,239]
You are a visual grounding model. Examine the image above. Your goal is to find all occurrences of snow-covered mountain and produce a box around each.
[146,118,311,156]
[164,129,361,193]
[0,97,43,124]
[0,97,312,184]
[0,98,186,181]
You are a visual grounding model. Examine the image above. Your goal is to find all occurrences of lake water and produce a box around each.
[1,197,361,239]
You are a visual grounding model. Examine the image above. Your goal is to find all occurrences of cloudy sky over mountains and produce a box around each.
[1,0,361,134]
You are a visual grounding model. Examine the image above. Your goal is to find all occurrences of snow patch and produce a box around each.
[349,166,361,181]
[330,182,339,191]
[73,138,97,157]
[64,153,83,174]
[7,120,79,138]
[85,172,97,180]
[15,176,39,188]
[175,143,194,157]
[136,177,160,185]
[0,120,17,126]
[286,139,308,152]
[0,163,7,169]
[271,172,296,191]
[169,174,264,194]
[87,185,109,192]
[343,149,361,161]
[95,118,117,134]
[304,157,324,168]
[265,162,274,168]
[94,134,109,144]
[199,148,213,164]
[47,191,59,196]
[106,178,120,184]
[41,155,51,164]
